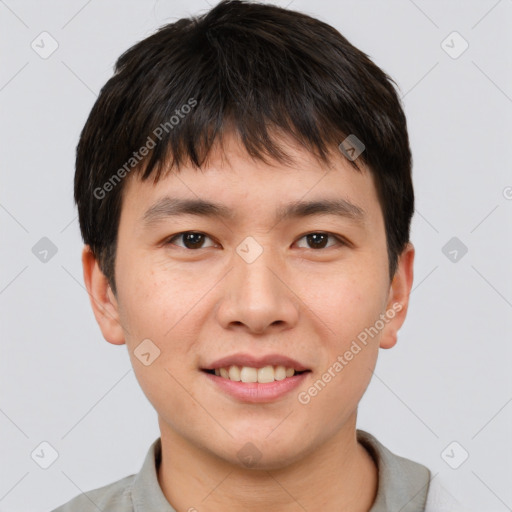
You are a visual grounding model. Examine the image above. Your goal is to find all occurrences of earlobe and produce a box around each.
[81,245,126,346]
[379,242,415,350]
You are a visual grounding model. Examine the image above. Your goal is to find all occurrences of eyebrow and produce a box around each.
[141,196,366,228]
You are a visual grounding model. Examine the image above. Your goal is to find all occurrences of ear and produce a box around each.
[379,242,415,350]
[81,245,126,345]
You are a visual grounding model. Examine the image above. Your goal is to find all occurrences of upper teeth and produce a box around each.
[214,365,296,383]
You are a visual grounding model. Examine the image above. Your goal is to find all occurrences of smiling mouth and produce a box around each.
[202,366,310,383]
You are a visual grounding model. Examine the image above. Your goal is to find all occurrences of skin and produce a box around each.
[82,130,414,512]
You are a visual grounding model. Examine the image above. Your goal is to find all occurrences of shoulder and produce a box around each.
[51,437,166,512]
[50,474,136,512]
[356,429,470,512]
[425,477,469,512]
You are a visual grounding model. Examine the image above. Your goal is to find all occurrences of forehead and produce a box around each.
[120,131,383,230]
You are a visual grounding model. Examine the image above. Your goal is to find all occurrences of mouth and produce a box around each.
[201,366,311,383]
[201,353,311,384]
[201,354,311,402]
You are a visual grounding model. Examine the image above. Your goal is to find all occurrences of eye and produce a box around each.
[164,231,347,251]
[165,231,216,249]
[295,232,346,250]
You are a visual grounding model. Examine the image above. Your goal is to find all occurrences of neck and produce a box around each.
[157,415,378,512]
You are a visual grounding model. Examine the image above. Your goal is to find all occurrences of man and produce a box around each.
[53,1,465,510]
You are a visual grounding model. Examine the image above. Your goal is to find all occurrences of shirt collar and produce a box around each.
[357,429,431,511]
[130,429,431,511]
[130,437,175,512]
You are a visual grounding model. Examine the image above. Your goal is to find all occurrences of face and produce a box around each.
[84,132,414,469]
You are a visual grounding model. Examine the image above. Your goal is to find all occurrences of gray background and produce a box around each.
[1,0,511,510]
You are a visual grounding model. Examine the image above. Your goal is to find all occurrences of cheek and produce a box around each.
[119,269,202,425]
[308,266,388,343]
[300,269,386,402]
[119,260,201,343]
[117,265,207,405]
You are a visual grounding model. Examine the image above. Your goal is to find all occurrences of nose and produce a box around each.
[215,245,300,335]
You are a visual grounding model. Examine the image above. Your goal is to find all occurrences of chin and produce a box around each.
[221,431,310,470]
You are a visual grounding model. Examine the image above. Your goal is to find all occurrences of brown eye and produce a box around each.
[166,232,215,249]
[295,232,344,250]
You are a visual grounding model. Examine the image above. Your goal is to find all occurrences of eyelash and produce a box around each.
[164,231,348,250]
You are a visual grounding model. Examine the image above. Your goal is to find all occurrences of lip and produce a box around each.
[203,353,309,371]
[202,370,310,403]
